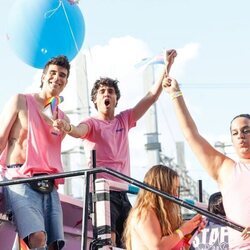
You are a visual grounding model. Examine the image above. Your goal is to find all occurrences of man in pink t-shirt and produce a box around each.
[0,56,71,250]
[54,49,177,247]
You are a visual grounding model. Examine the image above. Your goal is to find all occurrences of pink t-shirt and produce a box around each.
[0,94,65,185]
[81,109,136,183]
[221,162,250,249]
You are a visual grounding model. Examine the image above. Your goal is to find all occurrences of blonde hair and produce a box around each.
[123,164,182,250]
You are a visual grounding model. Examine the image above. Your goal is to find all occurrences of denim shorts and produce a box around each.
[4,182,64,249]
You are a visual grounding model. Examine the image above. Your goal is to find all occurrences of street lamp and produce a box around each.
[214,141,232,155]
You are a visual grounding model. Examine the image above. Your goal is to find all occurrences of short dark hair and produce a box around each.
[40,55,71,88]
[91,77,121,110]
[230,114,250,131]
[208,192,225,216]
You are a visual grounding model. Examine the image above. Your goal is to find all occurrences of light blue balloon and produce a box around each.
[7,0,85,68]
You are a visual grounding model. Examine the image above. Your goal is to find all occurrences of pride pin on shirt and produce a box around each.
[43,96,64,119]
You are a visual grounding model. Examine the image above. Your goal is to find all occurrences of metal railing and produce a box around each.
[0,166,245,250]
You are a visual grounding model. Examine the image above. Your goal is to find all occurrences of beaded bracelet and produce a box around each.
[175,228,184,239]
[171,91,183,100]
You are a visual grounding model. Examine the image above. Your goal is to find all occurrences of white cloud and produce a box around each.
[171,42,201,77]
[83,36,151,82]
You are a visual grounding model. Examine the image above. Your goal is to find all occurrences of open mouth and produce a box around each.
[104,99,110,106]
[239,142,248,148]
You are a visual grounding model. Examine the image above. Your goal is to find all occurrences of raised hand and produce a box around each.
[165,49,177,75]
[242,227,250,240]
[180,214,204,236]
[52,119,68,132]
[162,76,180,95]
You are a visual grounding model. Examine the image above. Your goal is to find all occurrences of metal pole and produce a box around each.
[100,168,245,233]
[0,167,244,232]
[198,180,203,203]
[81,172,90,250]
[91,150,97,240]
[0,169,93,187]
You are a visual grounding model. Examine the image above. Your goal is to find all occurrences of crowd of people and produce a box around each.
[1,49,250,250]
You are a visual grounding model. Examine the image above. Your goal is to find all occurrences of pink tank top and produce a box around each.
[0,94,65,185]
[221,162,250,249]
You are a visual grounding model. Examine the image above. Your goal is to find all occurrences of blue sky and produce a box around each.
[1,0,250,196]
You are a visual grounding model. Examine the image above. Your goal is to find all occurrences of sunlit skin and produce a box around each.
[94,85,118,120]
[230,117,250,160]
[127,175,205,250]
[130,210,204,250]
[0,65,68,165]
[0,63,69,250]
[41,65,68,99]
[162,76,250,242]
[230,118,250,239]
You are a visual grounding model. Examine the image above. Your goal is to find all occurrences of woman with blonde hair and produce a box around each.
[123,164,204,250]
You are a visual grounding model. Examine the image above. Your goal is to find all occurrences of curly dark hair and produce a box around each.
[40,55,71,88]
[91,77,121,110]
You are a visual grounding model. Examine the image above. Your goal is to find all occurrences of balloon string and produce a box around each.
[44,0,62,19]
[61,0,80,52]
